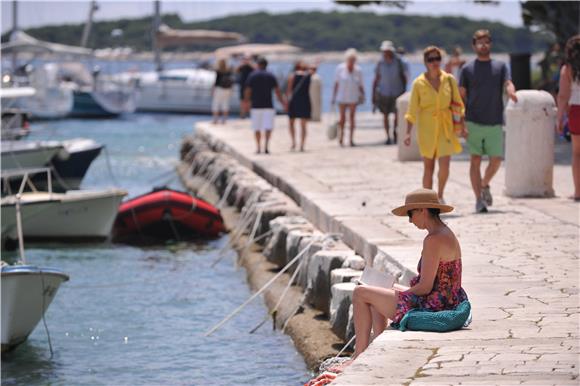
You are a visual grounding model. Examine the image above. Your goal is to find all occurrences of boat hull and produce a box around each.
[69,89,136,118]
[1,189,127,243]
[113,188,225,244]
[0,142,63,171]
[1,266,69,353]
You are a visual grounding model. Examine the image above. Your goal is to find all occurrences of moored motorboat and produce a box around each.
[112,187,225,244]
[1,168,127,247]
[0,141,64,171]
[2,138,104,193]
[1,264,69,353]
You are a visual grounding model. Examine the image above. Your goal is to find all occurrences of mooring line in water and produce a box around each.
[249,249,307,334]
[102,147,120,188]
[211,200,280,268]
[216,175,237,210]
[198,163,227,197]
[204,237,319,337]
[238,209,263,267]
[40,271,54,358]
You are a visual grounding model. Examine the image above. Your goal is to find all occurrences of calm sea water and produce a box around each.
[1,114,309,385]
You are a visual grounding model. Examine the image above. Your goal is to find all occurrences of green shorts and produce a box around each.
[466,122,504,157]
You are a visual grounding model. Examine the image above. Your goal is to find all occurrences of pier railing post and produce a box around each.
[504,90,556,197]
[396,92,421,161]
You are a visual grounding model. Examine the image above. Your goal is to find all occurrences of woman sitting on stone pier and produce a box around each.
[306,189,469,384]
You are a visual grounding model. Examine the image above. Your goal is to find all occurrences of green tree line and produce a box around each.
[2,11,552,53]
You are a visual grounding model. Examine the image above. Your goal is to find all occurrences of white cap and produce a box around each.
[380,40,395,52]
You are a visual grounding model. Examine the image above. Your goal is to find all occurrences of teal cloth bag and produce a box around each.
[396,300,472,332]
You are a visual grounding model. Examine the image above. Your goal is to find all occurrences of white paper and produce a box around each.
[358,266,396,288]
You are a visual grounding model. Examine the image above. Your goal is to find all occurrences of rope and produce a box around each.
[40,271,54,358]
[102,146,120,187]
[249,247,307,334]
[204,237,318,337]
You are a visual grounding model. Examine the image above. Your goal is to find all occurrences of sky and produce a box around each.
[1,0,525,34]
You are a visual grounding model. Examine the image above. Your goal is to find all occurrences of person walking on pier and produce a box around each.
[459,29,518,213]
[372,40,408,145]
[236,54,255,118]
[332,48,365,147]
[212,58,234,124]
[556,35,580,201]
[287,60,312,152]
[404,46,465,203]
[244,57,287,154]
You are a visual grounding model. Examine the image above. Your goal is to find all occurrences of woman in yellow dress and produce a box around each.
[404,46,466,203]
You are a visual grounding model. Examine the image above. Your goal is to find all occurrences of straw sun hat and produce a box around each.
[391,188,454,216]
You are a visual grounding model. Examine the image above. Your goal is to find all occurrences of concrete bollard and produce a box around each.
[297,237,324,289]
[330,268,363,287]
[306,250,353,314]
[396,92,421,161]
[342,255,366,270]
[263,217,311,267]
[330,282,356,340]
[505,90,556,197]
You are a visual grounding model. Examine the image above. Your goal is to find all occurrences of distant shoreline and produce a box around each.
[20,50,543,65]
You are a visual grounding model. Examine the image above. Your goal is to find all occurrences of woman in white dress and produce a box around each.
[332,48,365,147]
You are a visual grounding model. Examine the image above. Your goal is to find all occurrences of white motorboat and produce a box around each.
[1,168,127,245]
[2,138,104,192]
[1,264,69,353]
[125,68,241,113]
[1,140,65,171]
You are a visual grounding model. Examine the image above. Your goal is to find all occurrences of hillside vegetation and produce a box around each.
[3,11,551,53]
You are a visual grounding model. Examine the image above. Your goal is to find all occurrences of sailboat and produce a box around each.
[114,1,245,113]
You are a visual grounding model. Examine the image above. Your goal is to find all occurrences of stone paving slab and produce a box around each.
[194,113,579,385]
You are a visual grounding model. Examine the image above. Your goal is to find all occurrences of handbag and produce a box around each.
[357,89,366,105]
[327,106,338,140]
[448,76,464,133]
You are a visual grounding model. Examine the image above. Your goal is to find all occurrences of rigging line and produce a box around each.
[40,271,54,359]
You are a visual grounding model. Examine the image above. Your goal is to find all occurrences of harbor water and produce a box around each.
[0,114,308,385]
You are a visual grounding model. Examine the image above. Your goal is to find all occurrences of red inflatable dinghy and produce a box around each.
[112,187,225,244]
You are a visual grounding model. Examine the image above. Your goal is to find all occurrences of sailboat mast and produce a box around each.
[153,0,162,72]
[11,0,18,70]
[80,1,98,48]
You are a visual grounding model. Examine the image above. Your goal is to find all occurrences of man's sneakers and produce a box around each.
[481,185,493,207]
[476,198,488,213]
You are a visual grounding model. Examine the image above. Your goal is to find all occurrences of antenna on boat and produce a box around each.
[153,0,162,72]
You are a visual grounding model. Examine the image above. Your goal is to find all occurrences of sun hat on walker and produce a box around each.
[392,188,454,216]
[380,40,396,52]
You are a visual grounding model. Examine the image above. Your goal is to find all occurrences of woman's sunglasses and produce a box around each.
[407,209,417,219]
[426,56,442,63]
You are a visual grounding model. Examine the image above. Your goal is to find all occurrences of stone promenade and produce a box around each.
[195,112,578,385]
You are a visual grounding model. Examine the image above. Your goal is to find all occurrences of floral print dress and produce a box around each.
[392,258,468,325]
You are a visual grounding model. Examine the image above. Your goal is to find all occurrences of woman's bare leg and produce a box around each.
[338,104,347,146]
[352,285,398,359]
[349,104,357,146]
[300,118,307,151]
[572,135,580,198]
[370,306,387,340]
[437,155,450,201]
[288,118,296,150]
[422,157,436,190]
